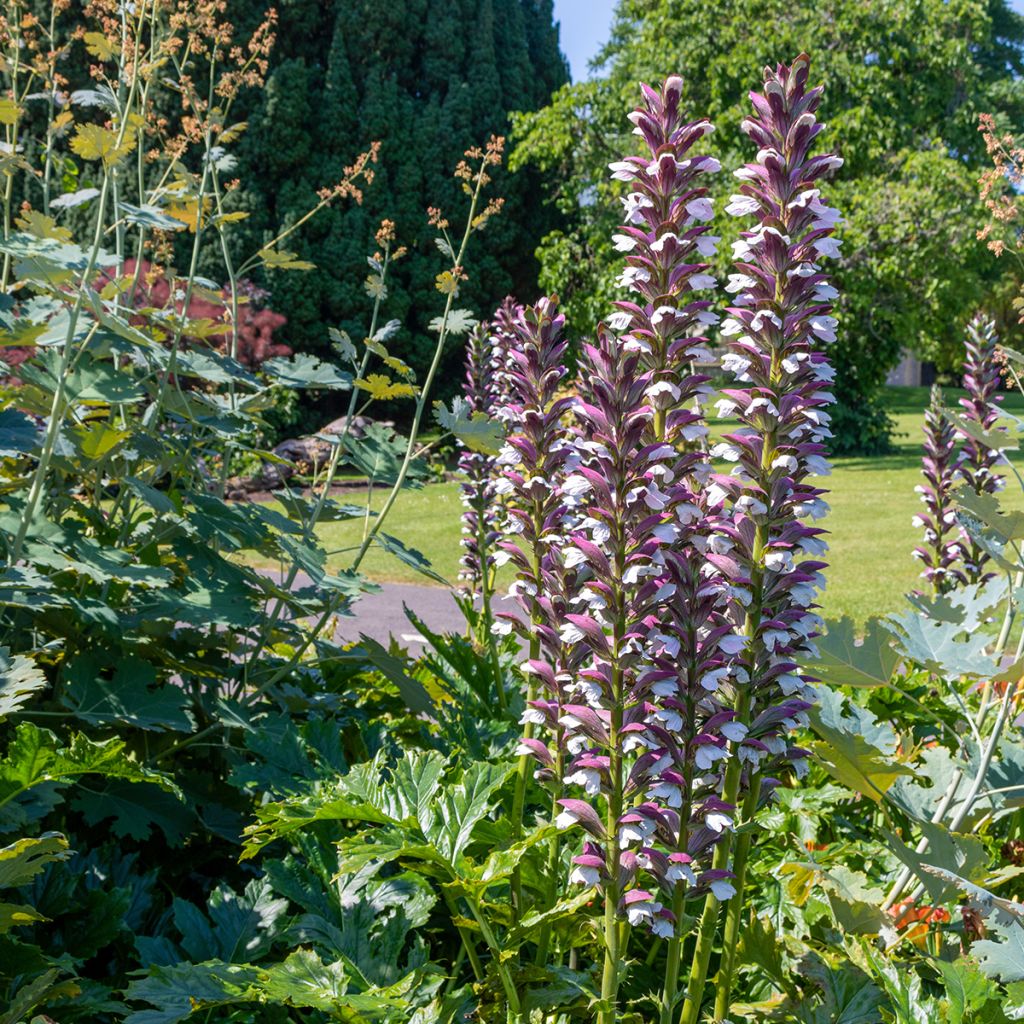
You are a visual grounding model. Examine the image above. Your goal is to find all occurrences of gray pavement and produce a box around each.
[335,581,467,645]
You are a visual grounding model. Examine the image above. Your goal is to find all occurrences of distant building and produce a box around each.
[886,349,935,387]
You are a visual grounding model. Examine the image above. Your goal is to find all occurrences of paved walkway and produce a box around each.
[335,581,468,645]
[264,571,517,648]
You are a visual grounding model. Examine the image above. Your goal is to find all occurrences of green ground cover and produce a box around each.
[251,386,1024,623]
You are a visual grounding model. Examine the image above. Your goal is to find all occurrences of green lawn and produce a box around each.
[253,387,1024,624]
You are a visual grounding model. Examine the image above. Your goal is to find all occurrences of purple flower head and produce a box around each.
[457,317,511,599]
[716,53,839,786]
[913,384,965,594]
[957,314,1007,583]
[495,296,584,775]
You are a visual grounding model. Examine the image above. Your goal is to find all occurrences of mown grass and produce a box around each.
[250,387,1024,624]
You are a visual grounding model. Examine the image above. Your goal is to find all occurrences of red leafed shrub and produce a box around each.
[103,259,291,368]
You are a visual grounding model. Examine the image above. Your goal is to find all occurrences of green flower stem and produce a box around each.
[474,506,507,713]
[598,585,627,1024]
[349,163,488,575]
[713,773,760,1020]
[442,892,485,982]
[466,895,522,1020]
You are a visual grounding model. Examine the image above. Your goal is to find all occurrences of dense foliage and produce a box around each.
[221,0,568,430]
[511,0,1024,453]
[3,3,1024,1023]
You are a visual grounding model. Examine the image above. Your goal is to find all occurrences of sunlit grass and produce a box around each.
[248,387,1024,624]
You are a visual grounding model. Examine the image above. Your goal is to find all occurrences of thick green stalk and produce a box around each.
[598,560,627,1024]
[713,774,761,1020]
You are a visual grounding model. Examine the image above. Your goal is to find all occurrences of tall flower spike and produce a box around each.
[607,77,742,1019]
[608,73,720,452]
[684,54,841,1024]
[456,320,508,601]
[913,385,964,594]
[492,296,583,919]
[958,314,1007,584]
[562,328,689,1021]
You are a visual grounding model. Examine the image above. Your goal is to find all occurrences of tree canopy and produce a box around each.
[511,0,1024,452]
[222,0,568,429]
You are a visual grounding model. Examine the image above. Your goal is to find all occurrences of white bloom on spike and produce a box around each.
[690,273,717,290]
[810,316,838,343]
[735,494,768,516]
[647,380,681,403]
[649,780,684,808]
[710,879,737,901]
[651,232,681,253]
[764,549,794,573]
[570,863,602,886]
[695,233,720,257]
[695,744,727,770]
[721,352,751,376]
[788,188,820,209]
[726,273,756,294]
[750,310,782,332]
[612,233,638,252]
[812,236,842,259]
[608,160,637,181]
[726,194,760,216]
[686,197,714,221]
[566,768,603,796]
[650,305,679,326]
[619,819,655,848]
[732,237,754,260]
[805,454,832,476]
[555,809,580,829]
[618,266,651,289]
[718,633,748,655]
[700,667,730,692]
[621,191,653,224]
[667,861,696,885]
[706,811,732,833]
[559,621,586,644]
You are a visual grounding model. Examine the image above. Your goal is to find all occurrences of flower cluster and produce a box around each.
[912,385,965,594]
[714,53,840,789]
[508,80,743,965]
[958,314,1006,583]
[456,307,514,600]
[492,297,580,771]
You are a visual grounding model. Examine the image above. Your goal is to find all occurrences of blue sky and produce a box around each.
[552,0,616,81]
[555,0,1024,82]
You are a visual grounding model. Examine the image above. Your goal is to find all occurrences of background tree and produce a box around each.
[221,0,568,431]
[511,0,1024,453]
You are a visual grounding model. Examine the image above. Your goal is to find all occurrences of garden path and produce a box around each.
[267,571,519,647]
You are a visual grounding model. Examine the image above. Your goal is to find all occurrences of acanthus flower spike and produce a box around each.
[913,384,965,594]
[957,314,1007,584]
[604,75,749,1023]
[682,54,841,1024]
[492,296,584,949]
[456,318,509,602]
